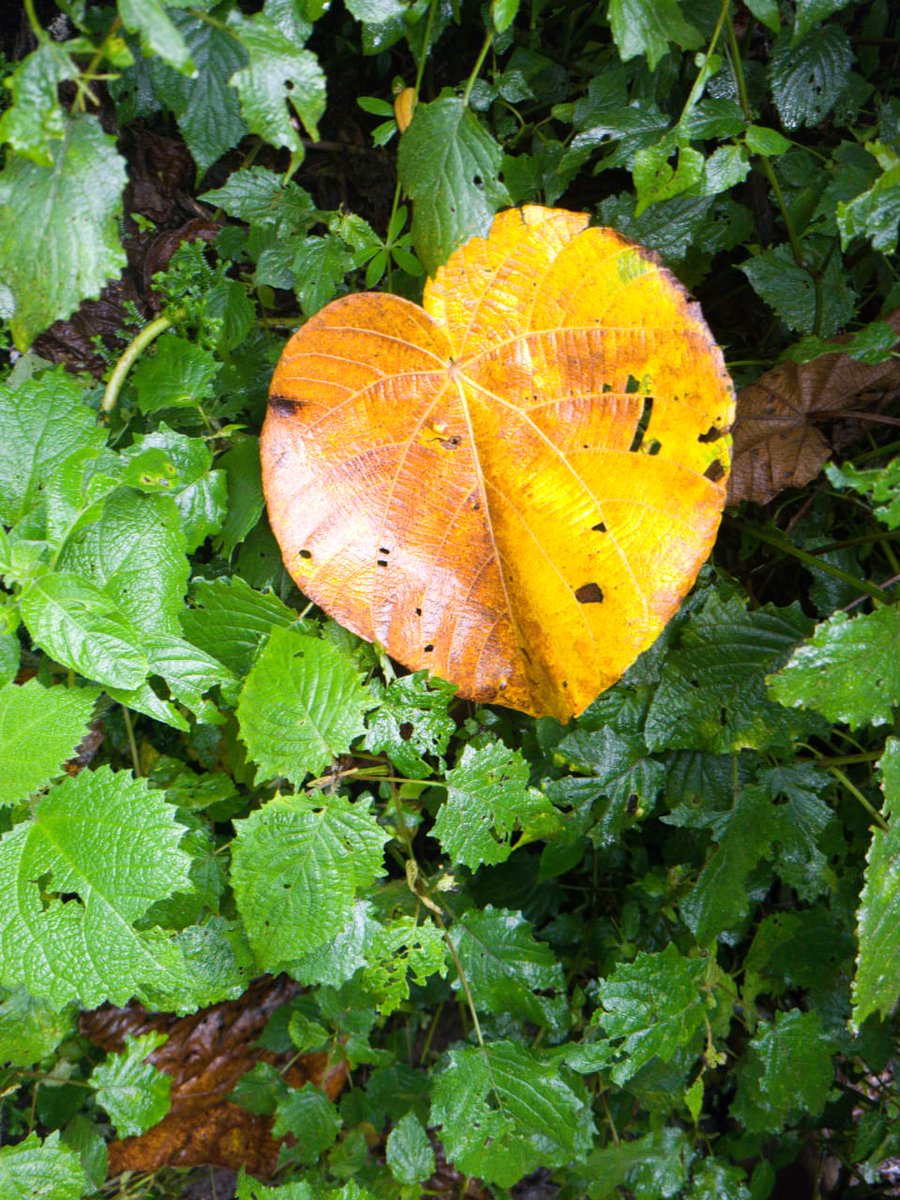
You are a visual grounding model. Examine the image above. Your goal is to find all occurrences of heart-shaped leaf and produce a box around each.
[263,206,734,719]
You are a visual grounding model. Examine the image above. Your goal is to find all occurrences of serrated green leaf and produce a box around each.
[607,0,701,70]
[740,242,855,337]
[215,438,265,559]
[793,0,854,41]
[272,1085,341,1163]
[582,1128,691,1200]
[364,671,457,778]
[19,573,149,690]
[451,906,568,1033]
[826,458,900,530]
[769,25,854,130]
[386,1112,435,1186]
[731,1009,833,1132]
[633,145,704,216]
[0,766,192,1008]
[111,633,234,728]
[364,916,447,1015]
[432,741,560,870]
[689,1159,752,1200]
[132,335,222,413]
[237,1168,314,1200]
[118,0,194,74]
[60,1117,107,1194]
[0,1132,87,1200]
[231,791,388,967]
[853,738,900,1025]
[0,115,127,350]
[398,96,511,276]
[202,166,316,232]
[590,945,709,1084]
[837,162,900,254]
[0,43,78,165]
[0,679,98,808]
[90,1031,172,1137]
[431,1041,594,1187]
[555,725,666,827]
[291,234,354,315]
[0,987,73,1067]
[291,900,379,987]
[769,606,900,729]
[182,576,299,678]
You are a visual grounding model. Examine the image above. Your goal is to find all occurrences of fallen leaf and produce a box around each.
[728,312,900,505]
[263,206,733,720]
[81,976,346,1176]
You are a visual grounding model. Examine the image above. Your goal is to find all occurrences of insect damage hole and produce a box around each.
[704,460,726,482]
[298,549,312,560]
[575,582,604,604]
[628,395,654,452]
[591,521,607,533]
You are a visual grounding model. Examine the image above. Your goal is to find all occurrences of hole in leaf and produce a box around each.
[591,521,607,532]
[575,582,604,604]
[704,460,726,482]
[399,722,414,740]
[299,549,312,559]
[629,396,654,452]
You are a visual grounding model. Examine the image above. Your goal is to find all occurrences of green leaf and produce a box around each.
[112,633,235,728]
[230,791,388,967]
[364,671,457,778]
[0,43,78,165]
[607,0,701,70]
[272,1084,341,1163]
[228,12,326,157]
[793,0,854,41]
[363,916,447,1015]
[237,626,372,785]
[19,573,149,691]
[431,741,560,870]
[148,11,248,174]
[181,576,299,678]
[0,679,98,808]
[430,1041,594,1187]
[398,96,511,276]
[745,124,793,156]
[123,426,227,552]
[292,235,354,315]
[0,766,193,1008]
[237,1169,314,1200]
[744,0,780,32]
[90,1031,172,1137]
[740,243,856,337]
[853,738,900,1025]
[215,438,265,559]
[451,906,568,1033]
[837,162,900,254]
[589,945,709,1084]
[731,1009,834,1132]
[555,725,666,817]
[290,900,379,987]
[345,0,406,21]
[826,458,900,530]
[132,335,222,413]
[386,1112,435,1186]
[769,25,854,130]
[769,606,900,729]
[0,1133,87,1200]
[202,166,317,233]
[633,145,704,216]
[0,115,127,350]
[60,1117,107,1194]
[0,987,73,1067]
[118,0,194,74]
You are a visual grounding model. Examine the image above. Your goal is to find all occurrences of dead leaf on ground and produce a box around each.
[728,312,900,505]
[263,205,734,721]
[81,976,346,1177]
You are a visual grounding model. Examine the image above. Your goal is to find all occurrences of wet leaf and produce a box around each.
[264,207,734,719]
[0,679,99,808]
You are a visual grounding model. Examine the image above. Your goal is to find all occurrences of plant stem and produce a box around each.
[413,0,438,97]
[23,0,44,40]
[828,765,889,833]
[462,31,494,107]
[101,313,175,413]
[122,707,141,777]
[677,0,731,127]
[730,517,892,602]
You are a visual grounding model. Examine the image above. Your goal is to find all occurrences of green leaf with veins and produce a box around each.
[826,459,900,529]
[202,166,318,233]
[0,766,193,1009]
[230,791,388,967]
[291,900,380,988]
[364,671,457,778]
[769,24,854,130]
[215,439,265,560]
[0,43,78,165]
[739,243,856,337]
[837,162,900,253]
[731,1009,834,1132]
[0,1133,87,1200]
[0,679,98,808]
[90,1032,172,1137]
[363,916,447,1015]
[272,1083,341,1163]
[0,987,73,1067]
[118,0,194,75]
[122,426,227,552]
[581,1128,691,1200]
[607,0,701,70]
[386,1113,435,1186]
[181,576,300,678]
[292,235,355,316]
[0,116,127,351]
[132,336,222,413]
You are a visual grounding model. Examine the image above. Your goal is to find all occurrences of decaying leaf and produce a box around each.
[263,206,734,720]
[729,313,900,505]
[81,976,346,1176]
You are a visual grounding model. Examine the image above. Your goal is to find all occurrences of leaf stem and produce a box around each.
[828,764,889,833]
[462,31,494,108]
[100,314,174,414]
[413,0,438,98]
[729,517,891,603]
[122,707,141,777]
[677,0,731,128]
[23,0,45,40]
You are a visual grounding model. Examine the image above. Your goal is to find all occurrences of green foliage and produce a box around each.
[0,0,897,1196]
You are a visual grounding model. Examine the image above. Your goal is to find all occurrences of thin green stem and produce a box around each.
[677,0,731,127]
[462,31,494,108]
[101,314,175,414]
[23,0,45,40]
[829,765,889,833]
[413,0,438,97]
[812,530,900,555]
[804,751,883,767]
[122,707,141,778]
[730,517,891,603]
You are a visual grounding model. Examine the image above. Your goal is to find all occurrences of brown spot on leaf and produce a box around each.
[575,582,604,603]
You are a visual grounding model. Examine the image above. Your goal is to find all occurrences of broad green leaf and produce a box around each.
[430,1041,594,1187]
[228,12,326,156]
[582,1128,691,1200]
[761,763,834,901]
[118,0,194,74]
[769,25,854,130]
[122,426,227,552]
[237,626,372,785]
[182,576,299,678]
[0,115,127,350]
[492,0,521,34]
[291,235,354,315]
[0,987,73,1067]
[0,679,98,808]
[589,945,709,1084]
[0,634,17,688]
[0,766,192,1008]
[853,738,900,1025]
[837,162,900,254]
[131,335,222,413]
[149,11,248,174]
[230,791,388,967]
[59,1117,107,1194]
[769,606,900,729]
[689,1160,751,1200]
[793,0,854,41]
[740,242,856,337]
[272,1084,341,1163]
[19,573,149,690]
[386,1112,435,1186]
[291,900,379,987]
[345,0,406,21]
[745,124,793,156]
[633,145,704,216]
[554,725,666,833]
[215,438,265,559]
[0,371,105,528]
[58,490,189,638]
[201,166,317,232]
[731,1009,834,1132]
[607,0,701,70]
[237,1170,313,1200]
[90,1032,172,1137]
[431,741,560,870]
[398,96,511,276]
[451,906,568,1033]
[745,0,780,32]
[826,458,900,530]
[363,916,447,1015]
[0,43,77,165]
[0,1133,87,1200]
[364,672,457,779]
[598,191,752,263]
[110,633,235,729]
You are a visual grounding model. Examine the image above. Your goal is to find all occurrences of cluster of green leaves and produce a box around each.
[0,0,898,1198]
